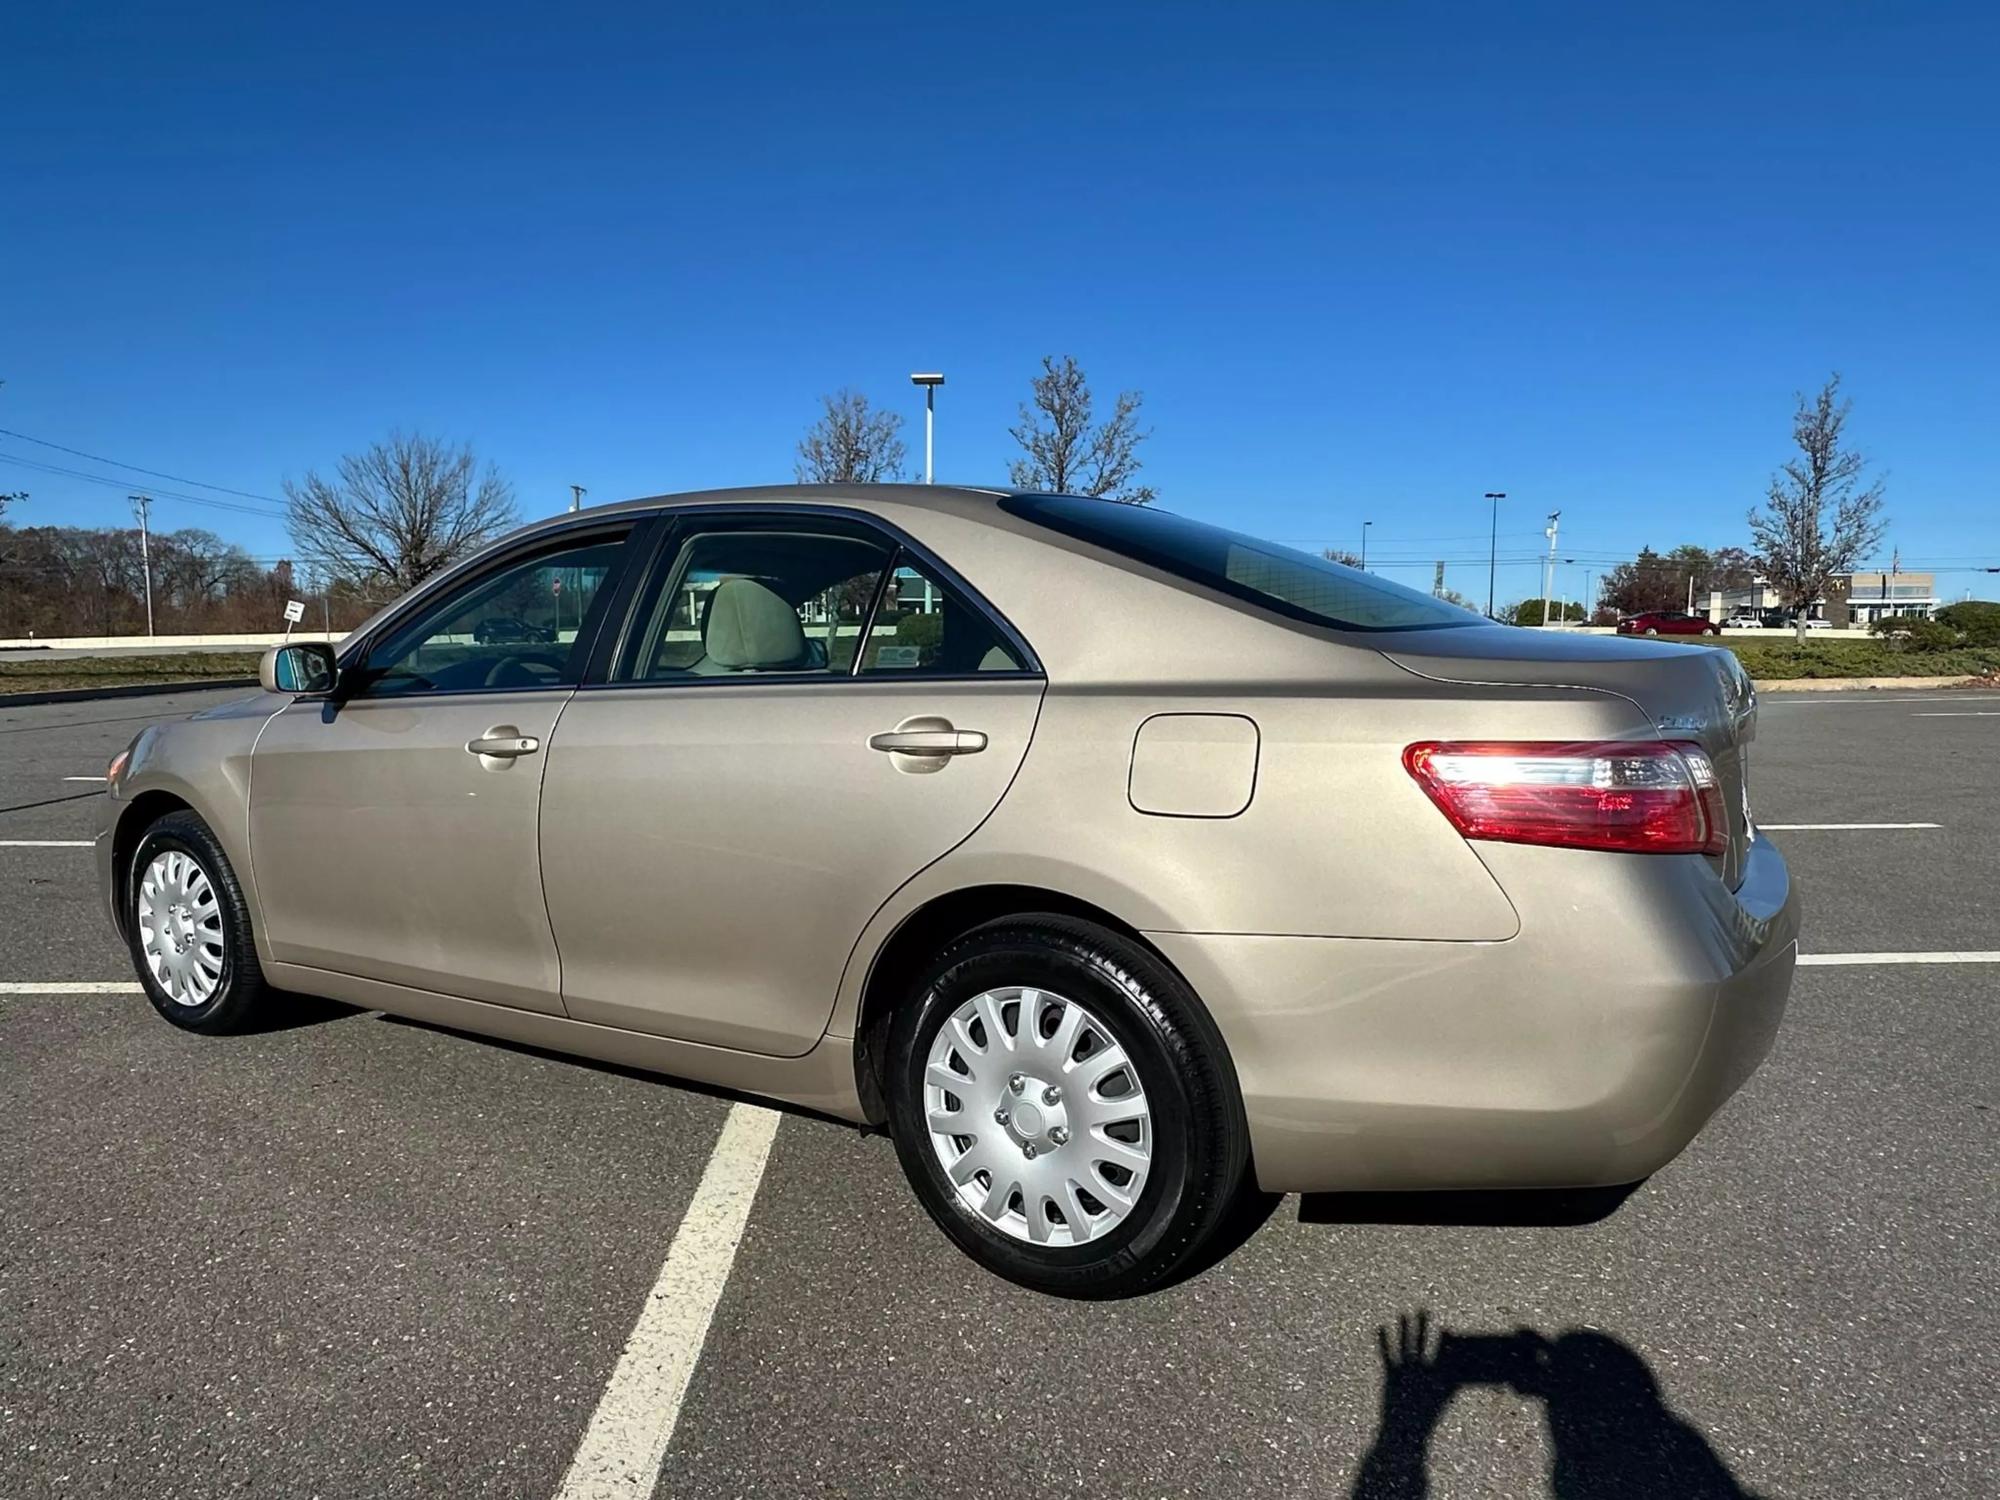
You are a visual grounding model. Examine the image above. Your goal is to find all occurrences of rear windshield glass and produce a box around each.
[1000,494,1484,633]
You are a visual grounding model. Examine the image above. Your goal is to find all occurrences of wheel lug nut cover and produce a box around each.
[1008,1073,1026,1094]
[1022,1142,1038,1159]
[1050,1126,1069,1145]
[994,1108,1009,1125]
[1043,1085,1061,1104]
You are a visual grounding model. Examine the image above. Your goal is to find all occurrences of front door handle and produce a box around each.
[467,727,541,759]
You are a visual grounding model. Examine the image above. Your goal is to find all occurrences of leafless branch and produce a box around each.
[1747,374,1887,641]
[795,391,908,484]
[1008,355,1155,503]
[283,431,518,593]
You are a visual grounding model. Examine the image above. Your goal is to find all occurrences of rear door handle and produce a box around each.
[467,728,541,759]
[868,728,988,757]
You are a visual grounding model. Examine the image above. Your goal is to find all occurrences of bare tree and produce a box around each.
[1749,375,1887,643]
[794,390,908,484]
[285,432,517,593]
[1322,547,1364,568]
[1008,355,1155,503]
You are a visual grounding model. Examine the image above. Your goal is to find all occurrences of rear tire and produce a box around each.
[1644,627,1660,636]
[885,915,1252,1299]
[125,810,275,1035]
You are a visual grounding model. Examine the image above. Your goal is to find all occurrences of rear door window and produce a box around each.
[624,526,895,681]
[857,556,1026,675]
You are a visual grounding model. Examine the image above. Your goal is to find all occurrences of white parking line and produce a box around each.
[1764,694,2000,706]
[61,776,106,782]
[1798,952,2000,966]
[1913,711,2000,717]
[1760,822,1940,830]
[554,1102,781,1500]
[0,982,141,993]
[0,840,93,847]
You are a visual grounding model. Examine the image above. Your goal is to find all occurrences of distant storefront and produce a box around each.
[1710,571,1937,625]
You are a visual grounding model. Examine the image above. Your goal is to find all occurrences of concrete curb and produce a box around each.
[0,678,257,709]
[1756,674,1993,692]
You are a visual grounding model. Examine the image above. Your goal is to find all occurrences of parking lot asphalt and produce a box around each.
[2,686,1995,1499]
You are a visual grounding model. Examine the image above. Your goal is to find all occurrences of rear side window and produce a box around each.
[1000,494,1482,633]
[626,528,894,680]
[858,556,1026,675]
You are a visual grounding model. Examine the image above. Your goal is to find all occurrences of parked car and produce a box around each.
[98,487,1796,1298]
[1617,610,1722,637]
[472,615,555,645]
[1757,609,1833,631]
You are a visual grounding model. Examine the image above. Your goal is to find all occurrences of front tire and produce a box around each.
[125,810,275,1035]
[885,916,1251,1298]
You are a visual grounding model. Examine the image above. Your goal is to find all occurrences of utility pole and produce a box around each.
[1361,520,1373,571]
[129,494,155,637]
[569,484,586,514]
[1540,510,1561,626]
[1484,493,1506,618]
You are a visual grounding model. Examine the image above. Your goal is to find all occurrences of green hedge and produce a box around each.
[1938,600,2000,646]
[1869,614,1961,652]
[1707,639,2000,681]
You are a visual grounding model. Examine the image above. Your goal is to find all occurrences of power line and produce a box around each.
[0,452,286,518]
[0,426,285,505]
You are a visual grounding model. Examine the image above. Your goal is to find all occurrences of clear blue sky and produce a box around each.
[5,1,1996,606]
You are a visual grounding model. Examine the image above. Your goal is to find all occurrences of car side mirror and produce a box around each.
[260,641,339,696]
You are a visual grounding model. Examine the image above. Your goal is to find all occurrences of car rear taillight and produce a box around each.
[1403,740,1728,856]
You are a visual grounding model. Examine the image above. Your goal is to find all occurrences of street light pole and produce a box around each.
[129,494,155,637]
[1483,493,1506,618]
[1541,510,1561,626]
[910,372,945,483]
[1361,520,1373,570]
[569,484,586,514]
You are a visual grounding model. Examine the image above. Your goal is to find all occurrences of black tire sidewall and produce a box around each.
[886,921,1241,1298]
[125,814,260,1034]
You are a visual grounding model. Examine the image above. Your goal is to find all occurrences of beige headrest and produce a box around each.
[702,578,808,669]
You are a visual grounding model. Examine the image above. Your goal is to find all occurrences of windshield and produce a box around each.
[1001,494,1486,633]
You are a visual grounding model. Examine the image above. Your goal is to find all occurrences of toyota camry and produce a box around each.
[99,486,1797,1297]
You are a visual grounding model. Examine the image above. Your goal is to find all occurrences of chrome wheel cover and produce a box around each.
[136,849,225,1007]
[924,986,1153,1246]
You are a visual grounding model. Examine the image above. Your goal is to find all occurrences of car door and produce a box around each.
[538,511,1045,1057]
[248,523,640,1014]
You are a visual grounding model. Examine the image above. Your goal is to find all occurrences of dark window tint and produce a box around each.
[627,528,894,680]
[858,556,1025,674]
[358,531,629,696]
[1000,495,1482,633]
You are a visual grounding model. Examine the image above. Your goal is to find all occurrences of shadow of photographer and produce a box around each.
[1350,1310,1764,1499]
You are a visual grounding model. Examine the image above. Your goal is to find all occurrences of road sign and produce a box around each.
[282,599,306,623]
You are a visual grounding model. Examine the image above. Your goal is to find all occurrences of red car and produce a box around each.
[1617,611,1722,637]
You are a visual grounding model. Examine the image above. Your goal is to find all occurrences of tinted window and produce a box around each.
[859,556,1026,674]
[1001,495,1481,633]
[627,528,893,680]
[358,531,629,696]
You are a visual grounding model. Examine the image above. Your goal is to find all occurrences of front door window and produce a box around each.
[357,531,629,696]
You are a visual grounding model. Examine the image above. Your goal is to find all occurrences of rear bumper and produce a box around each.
[1150,831,1798,1194]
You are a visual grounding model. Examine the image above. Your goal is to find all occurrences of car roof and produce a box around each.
[572,482,1018,524]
